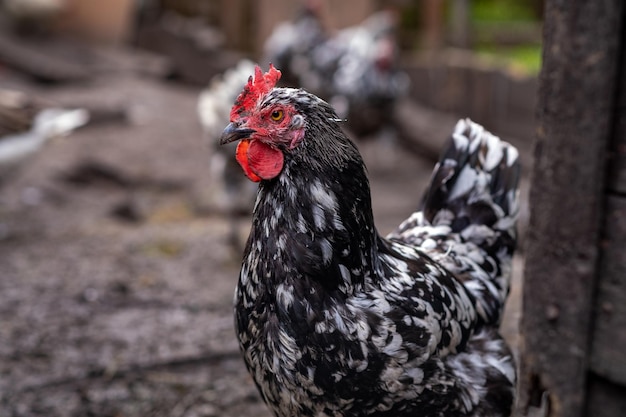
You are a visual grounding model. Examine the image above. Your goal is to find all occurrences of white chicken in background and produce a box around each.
[197,59,259,250]
[0,89,88,181]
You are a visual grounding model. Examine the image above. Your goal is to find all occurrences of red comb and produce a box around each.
[230,64,282,122]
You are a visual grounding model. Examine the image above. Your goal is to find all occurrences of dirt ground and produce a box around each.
[0,58,528,417]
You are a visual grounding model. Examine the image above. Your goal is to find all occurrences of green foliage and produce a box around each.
[472,0,538,22]
[470,0,542,74]
[476,44,542,75]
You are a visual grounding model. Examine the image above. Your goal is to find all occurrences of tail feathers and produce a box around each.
[389,119,520,326]
[421,118,520,241]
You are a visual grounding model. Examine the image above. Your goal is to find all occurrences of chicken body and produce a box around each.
[221,69,519,417]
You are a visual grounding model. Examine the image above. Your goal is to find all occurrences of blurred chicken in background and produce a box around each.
[264,2,409,140]
[197,59,258,250]
[327,10,409,138]
[262,0,329,92]
[0,89,88,182]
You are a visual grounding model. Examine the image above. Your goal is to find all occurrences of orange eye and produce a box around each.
[270,109,284,122]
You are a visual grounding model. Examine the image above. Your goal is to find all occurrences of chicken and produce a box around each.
[264,8,408,139]
[197,60,259,249]
[263,0,329,92]
[0,89,88,181]
[219,66,519,417]
[324,10,408,138]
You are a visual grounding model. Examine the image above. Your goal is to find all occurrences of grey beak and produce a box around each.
[219,122,256,145]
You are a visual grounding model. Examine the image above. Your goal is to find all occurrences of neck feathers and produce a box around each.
[245,140,378,297]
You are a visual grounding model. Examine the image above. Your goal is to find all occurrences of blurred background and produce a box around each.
[0,1,541,416]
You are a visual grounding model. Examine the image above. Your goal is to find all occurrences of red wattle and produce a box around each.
[236,140,284,182]
[236,140,262,182]
[247,140,284,180]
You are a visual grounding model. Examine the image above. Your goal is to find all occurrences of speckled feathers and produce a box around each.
[223,73,520,417]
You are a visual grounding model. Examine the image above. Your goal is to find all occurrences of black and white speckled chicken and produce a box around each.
[263,0,329,91]
[325,10,409,138]
[219,66,520,417]
[264,7,408,139]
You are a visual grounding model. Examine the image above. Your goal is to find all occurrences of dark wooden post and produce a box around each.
[586,3,626,415]
[420,0,445,50]
[517,1,626,417]
[449,0,470,49]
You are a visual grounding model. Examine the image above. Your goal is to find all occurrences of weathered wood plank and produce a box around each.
[585,375,626,417]
[590,195,626,386]
[0,33,90,83]
[517,1,626,417]
[607,16,626,194]
[401,53,537,142]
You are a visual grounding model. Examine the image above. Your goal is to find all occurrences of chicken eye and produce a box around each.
[270,109,284,122]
